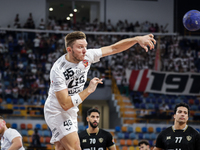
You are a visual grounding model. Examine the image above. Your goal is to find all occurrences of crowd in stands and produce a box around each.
[10,13,169,33]
[0,13,200,111]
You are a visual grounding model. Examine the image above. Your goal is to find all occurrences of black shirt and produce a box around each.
[155,125,200,150]
[79,128,115,150]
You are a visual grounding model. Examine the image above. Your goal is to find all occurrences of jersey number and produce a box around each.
[63,119,72,126]
[63,68,74,80]
[175,137,182,143]
[90,138,96,144]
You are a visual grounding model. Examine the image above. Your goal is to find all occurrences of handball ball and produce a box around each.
[183,10,200,31]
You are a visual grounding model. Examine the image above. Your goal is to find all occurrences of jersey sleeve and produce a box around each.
[195,132,200,149]
[51,68,67,92]
[155,132,165,149]
[86,48,102,63]
[106,132,115,148]
[6,129,22,142]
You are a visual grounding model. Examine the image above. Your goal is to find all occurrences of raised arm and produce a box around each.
[101,34,156,57]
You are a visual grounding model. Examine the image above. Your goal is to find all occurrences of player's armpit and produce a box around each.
[153,147,162,150]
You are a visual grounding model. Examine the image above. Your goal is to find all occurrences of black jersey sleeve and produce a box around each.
[155,131,165,149]
[105,131,115,148]
[194,132,200,149]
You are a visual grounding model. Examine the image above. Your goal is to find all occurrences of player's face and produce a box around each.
[88,112,100,128]
[0,120,5,136]
[70,39,87,63]
[139,144,149,150]
[174,106,188,123]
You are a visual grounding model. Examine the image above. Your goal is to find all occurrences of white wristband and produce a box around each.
[71,94,82,107]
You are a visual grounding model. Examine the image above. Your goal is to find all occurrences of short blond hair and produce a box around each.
[65,31,86,48]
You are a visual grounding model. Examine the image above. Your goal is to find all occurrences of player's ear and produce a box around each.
[86,116,89,122]
[66,47,72,53]
[173,114,176,119]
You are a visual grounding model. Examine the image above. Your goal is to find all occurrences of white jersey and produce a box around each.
[44,48,102,144]
[1,128,25,150]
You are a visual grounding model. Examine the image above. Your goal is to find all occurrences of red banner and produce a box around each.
[128,69,200,96]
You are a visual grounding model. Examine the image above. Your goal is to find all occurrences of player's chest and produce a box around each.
[164,133,194,148]
[81,136,107,147]
[62,66,89,80]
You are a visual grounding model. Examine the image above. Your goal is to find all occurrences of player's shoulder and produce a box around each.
[186,125,199,133]
[78,130,88,137]
[99,129,112,135]
[5,128,19,136]
[159,126,173,135]
[51,54,68,70]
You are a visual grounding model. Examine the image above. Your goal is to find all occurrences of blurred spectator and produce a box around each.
[38,18,45,30]
[31,128,41,147]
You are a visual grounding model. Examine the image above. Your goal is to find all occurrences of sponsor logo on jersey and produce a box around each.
[166,136,171,140]
[82,139,87,143]
[99,138,103,143]
[54,132,60,138]
[52,127,57,134]
[83,59,89,67]
[66,127,71,131]
[186,136,192,141]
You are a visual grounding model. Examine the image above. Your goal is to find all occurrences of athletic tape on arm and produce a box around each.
[71,94,82,107]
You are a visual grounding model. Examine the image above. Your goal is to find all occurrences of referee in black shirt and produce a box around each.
[153,102,200,150]
[79,108,116,150]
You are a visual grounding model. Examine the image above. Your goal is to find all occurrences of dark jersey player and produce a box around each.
[79,108,116,150]
[153,102,200,150]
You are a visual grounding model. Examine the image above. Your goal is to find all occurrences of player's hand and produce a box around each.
[137,34,156,52]
[87,77,103,94]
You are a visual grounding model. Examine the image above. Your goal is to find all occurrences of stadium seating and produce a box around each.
[11,123,17,129]
[135,126,141,133]
[27,123,33,130]
[127,126,133,133]
[20,123,26,129]
[121,126,127,132]
[141,127,147,133]
[148,126,154,133]
[117,132,124,139]
[115,126,121,132]
[129,132,136,139]
[35,123,41,130]
[120,139,126,146]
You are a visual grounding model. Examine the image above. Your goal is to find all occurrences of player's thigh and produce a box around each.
[60,131,81,150]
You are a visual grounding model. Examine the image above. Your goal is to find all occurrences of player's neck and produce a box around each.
[173,123,187,130]
[65,53,79,64]
[87,127,99,134]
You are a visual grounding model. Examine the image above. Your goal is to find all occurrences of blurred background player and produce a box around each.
[79,108,116,150]
[138,140,150,150]
[0,116,25,150]
[153,102,200,150]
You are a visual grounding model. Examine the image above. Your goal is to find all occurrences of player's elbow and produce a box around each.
[18,143,23,149]
[61,104,71,111]
[14,142,23,149]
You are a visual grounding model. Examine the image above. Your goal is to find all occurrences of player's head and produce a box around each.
[173,102,189,124]
[65,31,87,63]
[138,140,150,150]
[0,116,6,135]
[87,108,100,128]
